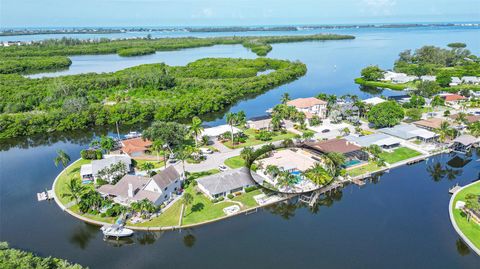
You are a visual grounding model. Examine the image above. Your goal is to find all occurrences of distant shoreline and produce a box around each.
[2,22,479,37]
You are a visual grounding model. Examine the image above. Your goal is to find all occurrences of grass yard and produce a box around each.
[347,162,382,177]
[132,200,183,227]
[133,159,165,169]
[223,128,296,149]
[451,182,480,250]
[224,155,245,169]
[181,187,237,225]
[54,158,91,205]
[231,189,263,207]
[379,147,422,164]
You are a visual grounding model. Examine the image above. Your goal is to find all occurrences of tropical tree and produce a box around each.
[304,163,333,186]
[78,190,103,213]
[276,171,294,189]
[99,136,115,153]
[140,162,155,173]
[143,121,189,150]
[464,193,480,222]
[226,112,238,147]
[270,114,283,131]
[183,193,194,216]
[151,140,164,164]
[54,149,71,169]
[240,146,255,166]
[431,95,445,111]
[302,130,315,141]
[468,121,480,137]
[455,112,468,125]
[367,101,405,128]
[281,92,291,104]
[265,165,281,178]
[326,152,346,176]
[281,138,294,148]
[341,127,350,136]
[365,144,382,158]
[437,121,456,143]
[176,146,191,177]
[190,116,204,147]
[62,177,86,205]
[360,65,384,81]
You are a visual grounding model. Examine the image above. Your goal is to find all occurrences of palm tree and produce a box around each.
[176,146,192,177]
[140,162,155,173]
[437,121,455,143]
[240,147,255,167]
[226,112,238,148]
[99,136,115,153]
[265,165,281,178]
[62,177,86,205]
[304,163,332,186]
[455,112,468,125]
[281,92,291,104]
[270,114,283,131]
[464,193,480,222]
[236,111,247,128]
[151,140,164,163]
[54,149,71,169]
[190,116,204,147]
[468,122,480,137]
[341,127,350,136]
[182,193,194,216]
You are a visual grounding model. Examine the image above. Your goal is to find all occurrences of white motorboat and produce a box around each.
[124,131,141,139]
[101,224,134,238]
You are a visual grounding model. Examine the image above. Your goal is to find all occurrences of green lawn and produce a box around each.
[379,147,422,164]
[131,200,183,227]
[223,128,296,149]
[133,159,165,170]
[347,162,382,177]
[224,155,245,169]
[54,159,91,205]
[231,189,262,207]
[452,182,480,250]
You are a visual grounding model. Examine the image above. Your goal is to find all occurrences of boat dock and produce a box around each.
[449,184,462,194]
[37,190,54,201]
[300,181,343,207]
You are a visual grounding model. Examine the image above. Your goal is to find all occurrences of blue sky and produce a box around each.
[1,0,479,28]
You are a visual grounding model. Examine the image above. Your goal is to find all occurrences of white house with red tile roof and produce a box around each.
[287,97,328,119]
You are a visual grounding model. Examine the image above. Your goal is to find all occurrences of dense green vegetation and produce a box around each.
[117,47,156,57]
[0,56,71,74]
[0,242,85,269]
[367,101,405,128]
[0,34,353,74]
[0,58,306,139]
[451,182,480,250]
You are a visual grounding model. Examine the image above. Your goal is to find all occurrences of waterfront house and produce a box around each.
[449,114,480,124]
[438,93,467,104]
[449,77,462,86]
[97,166,182,206]
[345,133,402,149]
[383,71,417,84]
[196,167,255,199]
[420,75,436,82]
[461,76,480,85]
[80,155,132,182]
[201,124,241,138]
[413,118,449,131]
[378,124,438,142]
[362,97,386,106]
[304,138,368,161]
[121,137,153,158]
[246,115,273,130]
[287,97,328,119]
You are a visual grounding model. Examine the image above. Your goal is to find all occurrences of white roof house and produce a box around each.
[450,77,462,86]
[420,75,436,82]
[201,124,241,137]
[383,71,417,84]
[363,97,386,106]
[80,155,132,180]
[379,124,438,141]
[197,167,255,198]
[462,76,480,84]
[345,133,402,148]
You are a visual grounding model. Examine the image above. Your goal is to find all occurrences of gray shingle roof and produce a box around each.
[152,166,180,189]
[197,167,255,195]
[91,155,131,174]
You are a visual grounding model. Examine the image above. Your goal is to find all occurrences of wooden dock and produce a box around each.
[351,178,366,186]
[449,184,461,194]
[301,182,343,207]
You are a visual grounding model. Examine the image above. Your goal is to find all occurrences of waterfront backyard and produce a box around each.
[451,181,480,250]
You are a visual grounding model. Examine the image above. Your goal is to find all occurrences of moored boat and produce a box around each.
[101,224,134,238]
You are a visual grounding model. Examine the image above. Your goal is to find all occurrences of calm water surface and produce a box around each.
[1,27,480,268]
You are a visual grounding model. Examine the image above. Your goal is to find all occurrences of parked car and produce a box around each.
[321,129,330,133]
[200,148,213,154]
[219,165,227,171]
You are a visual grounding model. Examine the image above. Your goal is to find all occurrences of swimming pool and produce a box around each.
[343,159,362,168]
[290,170,303,184]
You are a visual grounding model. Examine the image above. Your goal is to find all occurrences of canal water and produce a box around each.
[1,26,480,268]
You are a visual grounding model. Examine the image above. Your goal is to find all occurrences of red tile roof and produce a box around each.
[121,137,152,154]
[287,97,327,108]
[443,94,466,102]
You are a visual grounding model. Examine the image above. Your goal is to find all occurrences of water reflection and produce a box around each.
[359,85,384,95]
[183,233,197,248]
[104,237,136,248]
[69,223,98,249]
[456,238,471,256]
[137,232,163,245]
